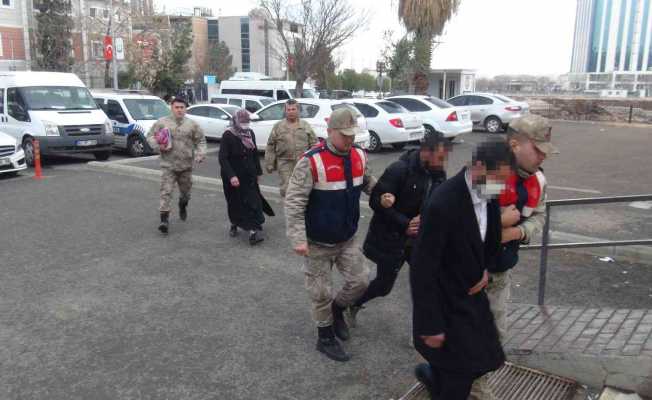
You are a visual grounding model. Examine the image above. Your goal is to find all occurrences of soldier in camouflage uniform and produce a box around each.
[264,99,318,197]
[146,97,207,234]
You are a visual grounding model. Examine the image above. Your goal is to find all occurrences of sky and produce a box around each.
[156,0,577,78]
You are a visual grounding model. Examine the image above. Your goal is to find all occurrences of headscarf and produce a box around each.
[230,109,255,150]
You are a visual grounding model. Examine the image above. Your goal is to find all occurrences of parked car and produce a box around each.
[219,79,318,100]
[385,95,472,140]
[0,71,113,166]
[348,98,424,152]
[186,104,241,140]
[446,93,529,133]
[92,90,169,157]
[209,94,275,113]
[248,99,370,151]
[0,130,27,176]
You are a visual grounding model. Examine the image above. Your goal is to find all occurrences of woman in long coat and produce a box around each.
[219,109,265,245]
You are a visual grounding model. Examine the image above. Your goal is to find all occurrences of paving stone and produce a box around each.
[628,333,649,344]
[622,344,643,356]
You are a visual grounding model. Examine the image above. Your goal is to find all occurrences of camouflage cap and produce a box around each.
[328,107,359,136]
[509,114,559,155]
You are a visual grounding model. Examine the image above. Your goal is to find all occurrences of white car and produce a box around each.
[249,99,370,151]
[446,93,530,133]
[186,104,241,140]
[0,130,27,176]
[385,95,473,140]
[349,99,424,153]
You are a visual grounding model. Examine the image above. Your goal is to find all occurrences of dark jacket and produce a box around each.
[219,129,264,230]
[410,168,504,375]
[363,150,446,264]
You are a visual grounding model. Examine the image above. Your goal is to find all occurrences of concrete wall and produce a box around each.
[218,16,242,73]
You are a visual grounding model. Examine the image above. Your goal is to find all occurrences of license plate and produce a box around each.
[0,158,9,166]
[76,140,97,147]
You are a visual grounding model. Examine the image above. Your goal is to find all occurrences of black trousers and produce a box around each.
[428,365,476,400]
[356,247,412,306]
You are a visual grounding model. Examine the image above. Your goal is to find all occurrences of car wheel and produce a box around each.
[22,137,35,167]
[391,143,405,150]
[127,135,146,157]
[484,116,503,133]
[94,150,112,161]
[423,124,437,136]
[368,131,382,153]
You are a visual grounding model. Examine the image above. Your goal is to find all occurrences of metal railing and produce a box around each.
[521,194,652,305]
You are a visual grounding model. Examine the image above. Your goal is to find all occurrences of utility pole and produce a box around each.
[109,0,118,89]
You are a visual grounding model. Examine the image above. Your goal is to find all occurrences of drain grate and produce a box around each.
[395,362,577,400]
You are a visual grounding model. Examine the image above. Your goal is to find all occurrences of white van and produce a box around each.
[0,72,113,165]
[92,90,169,157]
[209,94,275,113]
[219,80,318,100]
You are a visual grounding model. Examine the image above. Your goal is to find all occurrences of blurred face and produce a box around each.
[285,103,299,121]
[328,128,354,153]
[419,145,449,172]
[510,137,547,173]
[471,161,513,199]
[171,102,186,119]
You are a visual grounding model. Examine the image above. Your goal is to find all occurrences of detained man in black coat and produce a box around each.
[410,139,514,400]
[347,133,451,324]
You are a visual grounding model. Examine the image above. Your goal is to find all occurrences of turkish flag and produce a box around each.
[104,36,113,61]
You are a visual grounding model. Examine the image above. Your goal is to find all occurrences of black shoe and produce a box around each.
[415,363,439,400]
[332,302,350,341]
[249,230,264,245]
[179,201,188,221]
[158,212,169,234]
[316,337,350,362]
[229,225,238,237]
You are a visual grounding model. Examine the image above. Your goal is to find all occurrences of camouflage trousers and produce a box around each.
[304,236,370,327]
[159,168,193,213]
[277,160,297,198]
[469,270,511,400]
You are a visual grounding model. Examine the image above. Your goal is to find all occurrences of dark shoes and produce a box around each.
[229,225,238,237]
[249,230,264,245]
[316,336,351,362]
[158,212,169,234]
[179,200,188,221]
[345,305,364,328]
[415,363,439,400]
[332,302,350,341]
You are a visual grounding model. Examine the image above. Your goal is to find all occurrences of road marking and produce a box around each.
[104,147,220,165]
[629,201,652,210]
[547,185,601,194]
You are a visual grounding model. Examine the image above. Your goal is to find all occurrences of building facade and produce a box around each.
[0,0,31,71]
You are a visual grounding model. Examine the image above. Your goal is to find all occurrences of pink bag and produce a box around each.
[155,128,172,151]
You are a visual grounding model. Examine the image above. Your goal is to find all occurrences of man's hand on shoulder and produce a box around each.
[420,334,446,348]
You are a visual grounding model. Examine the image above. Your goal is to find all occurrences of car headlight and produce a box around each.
[104,120,113,135]
[43,121,60,136]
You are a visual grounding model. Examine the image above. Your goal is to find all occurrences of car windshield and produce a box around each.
[123,98,169,120]
[424,97,453,109]
[260,98,275,106]
[20,86,98,110]
[289,89,317,99]
[221,105,240,116]
[376,101,409,114]
[491,94,515,103]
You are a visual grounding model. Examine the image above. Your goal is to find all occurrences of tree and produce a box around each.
[208,41,235,82]
[398,0,460,94]
[33,0,74,72]
[260,0,368,94]
[382,32,416,92]
[152,21,193,95]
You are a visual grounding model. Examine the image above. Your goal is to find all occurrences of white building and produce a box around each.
[0,0,31,71]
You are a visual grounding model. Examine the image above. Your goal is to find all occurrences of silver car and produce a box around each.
[447,93,529,133]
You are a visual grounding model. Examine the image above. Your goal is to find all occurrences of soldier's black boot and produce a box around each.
[229,225,238,237]
[249,230,264,245]
[316,326,350,362]
[179,200,188,221]
[158,212,169,234]
[331,301,350,341]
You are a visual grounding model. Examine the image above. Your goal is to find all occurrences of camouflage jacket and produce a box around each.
[264,119,318,173]
[146,115,207,171]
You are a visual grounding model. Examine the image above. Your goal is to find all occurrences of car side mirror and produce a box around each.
[220,115,230,120]
[249,114,261,122]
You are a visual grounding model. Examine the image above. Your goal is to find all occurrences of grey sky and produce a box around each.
[157,0,577,77]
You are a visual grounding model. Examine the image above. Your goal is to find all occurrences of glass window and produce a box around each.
[299,103,319,118]
[288,88,317,99]
[260,98,274,106]
[93,97,105,108]
[105,100,128,123]
[0,88,4,114]
[123,98,169,120]
[228,98,242,106]
[208,107,229,120]
[221,105,239,117]
[211,97,228,104]
[490,94,512,103]
[19,86,98,110]
[276,90,290,100]
[376,101,409,114]
[469,96,493,106]
[447,96,468,106]
[424,97,453,109]
[7,88,30,121]
[389,98,431,112]
[187,106,209,117]
[257,103,285,121]
[245,100,261,113]
[353,103,379,118]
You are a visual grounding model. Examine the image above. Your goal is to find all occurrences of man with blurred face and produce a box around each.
[284,107,377,362]
[265,99,318,197]
[410,139,513,400]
